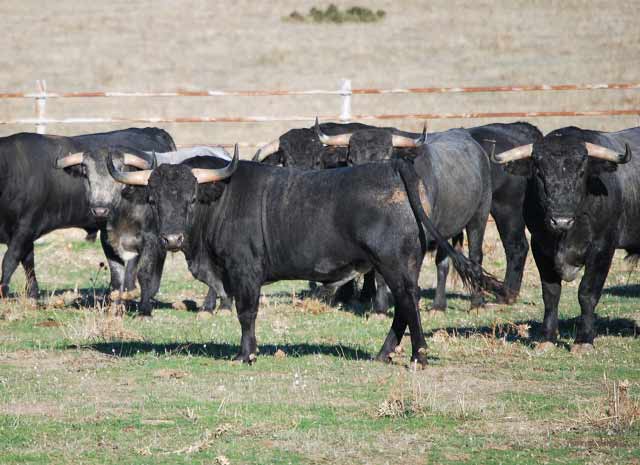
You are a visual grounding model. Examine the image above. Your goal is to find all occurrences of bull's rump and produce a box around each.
[256,162,422,282]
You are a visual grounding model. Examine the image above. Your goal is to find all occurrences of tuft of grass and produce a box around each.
[584,375,640,433]
[285,4,386,24]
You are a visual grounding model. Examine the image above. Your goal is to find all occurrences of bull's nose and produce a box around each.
[161,233,184,251]
[550,216,574,231]
[91,207,110,219]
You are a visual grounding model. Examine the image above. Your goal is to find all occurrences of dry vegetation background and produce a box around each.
[1,0,639,149]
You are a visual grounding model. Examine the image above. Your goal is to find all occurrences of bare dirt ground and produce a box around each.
[1,0,639,151]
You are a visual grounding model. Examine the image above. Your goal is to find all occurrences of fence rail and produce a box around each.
[0,79,638,138]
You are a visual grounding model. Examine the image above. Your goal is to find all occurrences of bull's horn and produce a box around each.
[123,152,155,170]
[253,139,280,162]
[315,117,352,146]
[490,144,533,164]
[55,152,84,169]
[192,143,240,184]
[586,142,631,164]
[391,124,427,148]
[107,152,152,186]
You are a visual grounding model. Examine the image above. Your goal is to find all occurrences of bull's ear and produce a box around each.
[502,159,532,177]
[196,183,225,204]
[587,158,618,174]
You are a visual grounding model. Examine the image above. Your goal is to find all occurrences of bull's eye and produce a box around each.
[190,196,197,205]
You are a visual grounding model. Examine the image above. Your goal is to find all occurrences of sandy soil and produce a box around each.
[1,0,639,152]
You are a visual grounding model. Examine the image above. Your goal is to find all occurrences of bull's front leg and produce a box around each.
[574,245,615,352]
[531,238,562,344]
[136,238,166,318]
[233,285,260,364]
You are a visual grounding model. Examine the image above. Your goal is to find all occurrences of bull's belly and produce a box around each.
[268,259,372,285]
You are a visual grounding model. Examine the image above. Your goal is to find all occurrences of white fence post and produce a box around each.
[339,78,352,122]
[35,80,47,134]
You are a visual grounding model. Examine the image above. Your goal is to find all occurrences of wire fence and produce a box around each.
[1,79,639,147]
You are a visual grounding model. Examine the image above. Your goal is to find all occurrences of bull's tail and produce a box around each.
[396,160,506,300]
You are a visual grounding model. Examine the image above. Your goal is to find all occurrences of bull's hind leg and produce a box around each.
[21,242,39,299]
[492,206,529,304]
[1,229,35,298]
[431,233,463,311]
[375,262,427,367]
[466,199,491,309]
[233,285,260,364]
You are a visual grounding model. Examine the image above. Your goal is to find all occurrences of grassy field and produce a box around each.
[1,226,639,464]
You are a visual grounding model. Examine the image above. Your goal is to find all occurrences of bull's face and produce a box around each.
[530,138,592,232]
[56,148,151,220]
[107,145,240,253]
[492,131,632,234]
[148,165,197,251]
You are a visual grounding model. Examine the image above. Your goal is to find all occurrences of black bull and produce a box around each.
[254,121,541,308]
[493,126,639,350]
[0,128,175,298]
[110,149,504,366]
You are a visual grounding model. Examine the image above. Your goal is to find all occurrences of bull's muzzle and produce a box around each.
[91,206,110,219]
[549,216,574,232]
[161,233,184,251]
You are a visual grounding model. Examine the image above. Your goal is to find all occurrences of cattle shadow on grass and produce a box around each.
[603,284,640,298]
[425,315,639,347]
[38,287,174,311]
[86,341,373,361]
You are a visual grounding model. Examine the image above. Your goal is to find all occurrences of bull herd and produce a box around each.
[0,120,638,365]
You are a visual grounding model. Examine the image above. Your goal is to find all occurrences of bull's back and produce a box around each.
[413,129,490,237]
[0,133,94,238]
[608,128,640,248]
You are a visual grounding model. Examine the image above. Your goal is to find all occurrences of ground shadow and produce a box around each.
[85,341,374,361]
[28,287,175,311]
[603,284,640,298]
[424,314,639,347]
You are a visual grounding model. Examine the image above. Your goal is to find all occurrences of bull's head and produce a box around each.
[55,148,155,220]
[314,117,426,165]
[491,131,631,233]
[108,145,239,252]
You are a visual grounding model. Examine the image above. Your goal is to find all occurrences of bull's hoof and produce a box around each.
[232,353,257,364]
[570,343,594,355]
[411,348,429,369]
[534,341,556,353]
[375,351,394,364]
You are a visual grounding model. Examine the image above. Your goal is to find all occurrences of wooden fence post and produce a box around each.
[339,78,352,122]
[35,80,47,134]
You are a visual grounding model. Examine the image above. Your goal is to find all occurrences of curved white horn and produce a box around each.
[253,139,280,162]
[55,152,84,169]
[586,142,631,164]
[315,117,352,146]
[123,153,154,169]
[107,153,152,185]
[192,143,240,184]
[490,144,533,164]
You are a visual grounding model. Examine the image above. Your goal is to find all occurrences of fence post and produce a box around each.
[339,78,352,122]
[35,80,47,134]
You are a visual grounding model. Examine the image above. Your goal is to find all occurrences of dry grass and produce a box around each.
[61,305,144,345]
[583,376,640,433]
